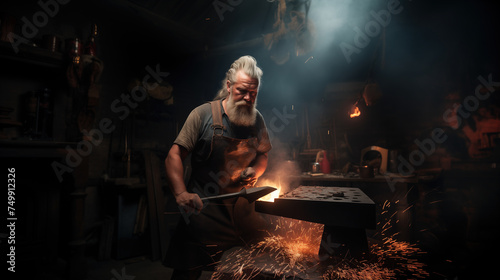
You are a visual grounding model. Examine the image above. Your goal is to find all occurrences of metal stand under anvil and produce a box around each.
[256,186,376,258]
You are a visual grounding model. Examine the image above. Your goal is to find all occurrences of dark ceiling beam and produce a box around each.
[108,0,206,52]
[206,37,265,57]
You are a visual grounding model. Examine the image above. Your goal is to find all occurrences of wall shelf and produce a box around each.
[0,40,65,69]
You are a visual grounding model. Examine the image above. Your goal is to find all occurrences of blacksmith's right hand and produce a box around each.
[175,191,203,214]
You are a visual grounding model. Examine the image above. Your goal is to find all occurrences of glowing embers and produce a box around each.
[257,178,283,202]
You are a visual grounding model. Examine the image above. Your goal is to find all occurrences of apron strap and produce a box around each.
[210,100,225,136]
[206,100,225,160]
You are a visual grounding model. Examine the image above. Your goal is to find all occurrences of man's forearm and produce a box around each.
[166,144,203,213]
[165,144,188,196]
[252,152,268,179]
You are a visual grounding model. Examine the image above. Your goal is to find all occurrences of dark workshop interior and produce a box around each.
[1,0,499,279]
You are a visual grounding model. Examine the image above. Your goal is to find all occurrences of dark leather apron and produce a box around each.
[164,101,268,271]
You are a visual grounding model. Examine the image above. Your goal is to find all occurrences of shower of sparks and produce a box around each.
[212,218,324,280]
[322,262,395,280]
[212,200,429,280]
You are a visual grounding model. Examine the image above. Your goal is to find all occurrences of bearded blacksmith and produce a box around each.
[163,56,272,280]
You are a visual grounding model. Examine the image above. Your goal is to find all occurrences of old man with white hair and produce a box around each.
[163,55,272,280]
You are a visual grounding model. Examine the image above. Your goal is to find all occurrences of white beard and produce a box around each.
[225,93,257,127]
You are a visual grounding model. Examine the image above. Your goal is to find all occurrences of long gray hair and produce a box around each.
[213,55,263,100]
